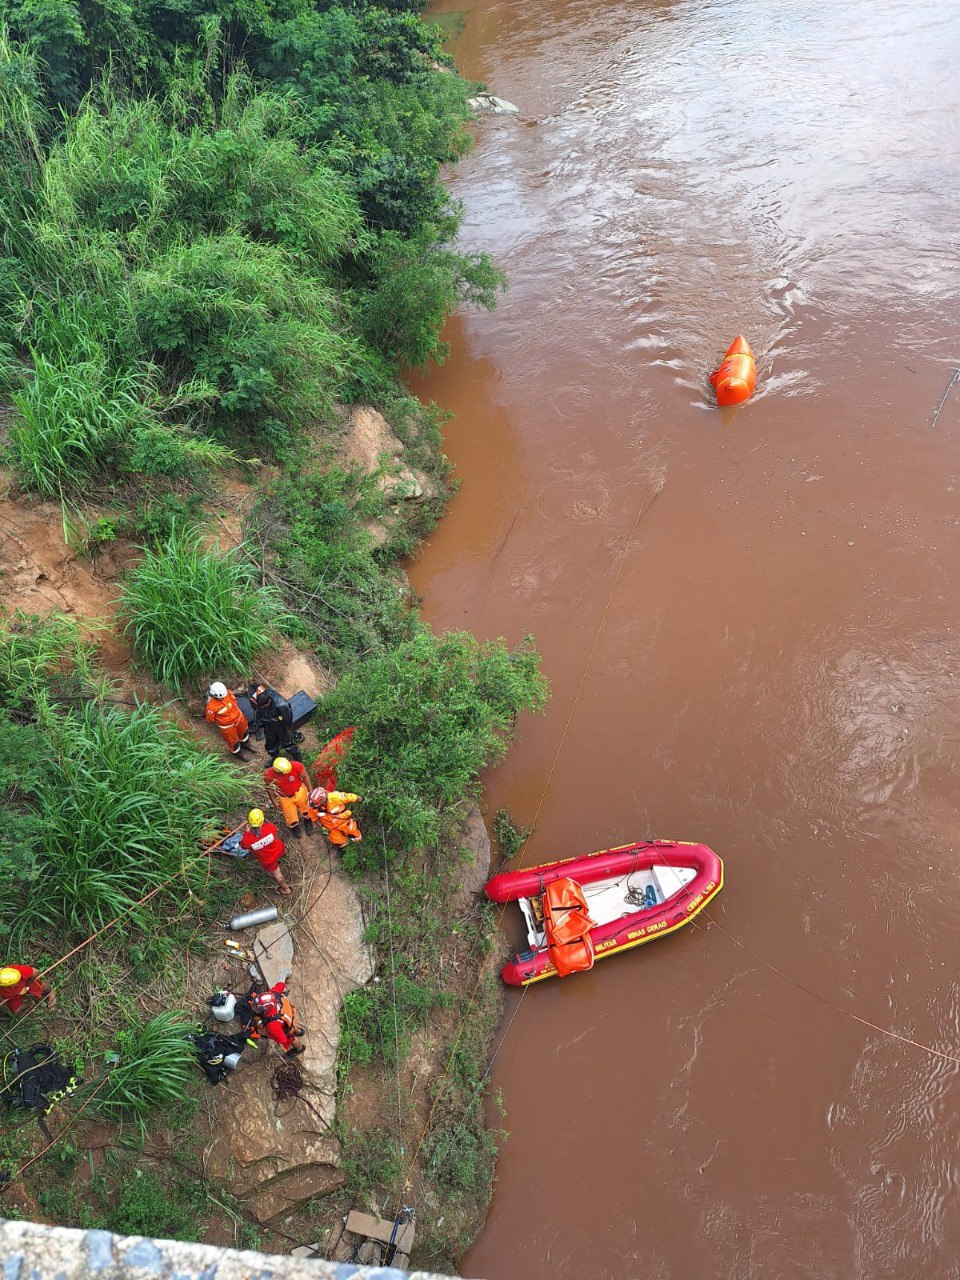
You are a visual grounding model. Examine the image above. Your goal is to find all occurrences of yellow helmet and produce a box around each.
[272,758,292,774]
[0,967,21,987]
[248,809,265,827]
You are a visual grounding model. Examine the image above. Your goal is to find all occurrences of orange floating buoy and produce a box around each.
[709,335,757,406]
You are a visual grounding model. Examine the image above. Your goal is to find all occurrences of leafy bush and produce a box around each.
[96,1013,198,1127]
[131,232,355,433]
[1,697,246,942]
[0,9,500,473]
[259,463,415,663]
[492,808,532,862]
[120,532,280,689]
[317,629,548,863]
[339,972,442,1076]
[424,1117,497,1197]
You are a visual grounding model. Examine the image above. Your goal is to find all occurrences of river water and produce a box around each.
[409,2,960,1276]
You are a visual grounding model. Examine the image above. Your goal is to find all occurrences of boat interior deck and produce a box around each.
[520,864,697,950]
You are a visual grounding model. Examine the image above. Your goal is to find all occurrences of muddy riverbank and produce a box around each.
[412,1,960,1276]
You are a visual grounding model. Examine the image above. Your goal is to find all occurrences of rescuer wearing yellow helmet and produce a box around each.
[263,756,314,838]
[0,963,54,1014]
[239,809,291,895]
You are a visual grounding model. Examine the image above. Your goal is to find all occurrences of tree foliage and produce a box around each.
[0,1,503,494]
[316,629,548,864]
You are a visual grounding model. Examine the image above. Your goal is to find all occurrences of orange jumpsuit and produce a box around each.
[205,690,250,755]
[310,791,362,847]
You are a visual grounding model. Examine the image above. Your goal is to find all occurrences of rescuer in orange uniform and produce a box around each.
[239,809,291,894]
[308,786,362,848]
[244,982,303,1054]
[205,683,253,758]
[0,964,54,1014]
[264,757,314,839]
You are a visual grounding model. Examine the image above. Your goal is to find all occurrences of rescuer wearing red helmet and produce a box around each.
[245,981,304,1055]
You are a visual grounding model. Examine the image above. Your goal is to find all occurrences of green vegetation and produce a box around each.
[96,1013,199,1130]
[317,629,548,865]
[36,1157,260,1248]
[120,533,280,689]
[492,807,532,862]
[0,1,502,499]
[0,619,246,943]
[0,0,537,1257]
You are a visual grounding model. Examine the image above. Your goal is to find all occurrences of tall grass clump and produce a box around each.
[4,699,245,943]
[0,611,96,711]
[120,532,280,690]
[316,629,548,866]
[9,345,153,495]
[96,1013,198,1129]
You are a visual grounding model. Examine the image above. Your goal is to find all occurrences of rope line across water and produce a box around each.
[701,915,960,1068]
[391,479,666,1208]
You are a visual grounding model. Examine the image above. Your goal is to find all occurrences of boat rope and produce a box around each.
[700,915,960,1068]
[381,823,405,1161]
[389,479,666,1208]
[930,363,960,430]
[513,476,665,871]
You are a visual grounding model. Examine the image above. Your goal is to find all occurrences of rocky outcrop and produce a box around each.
[341,406,434,506]
[206,864,373,1223]
[467,93,520,116]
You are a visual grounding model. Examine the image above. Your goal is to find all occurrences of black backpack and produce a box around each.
[189,1030,251,1085]
[1,1043,79,1115]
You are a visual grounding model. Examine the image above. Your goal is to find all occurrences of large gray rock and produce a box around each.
[254,920,293,988]
[206,863,373,1222]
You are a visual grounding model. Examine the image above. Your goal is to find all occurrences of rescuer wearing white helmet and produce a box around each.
[205,682,253,758]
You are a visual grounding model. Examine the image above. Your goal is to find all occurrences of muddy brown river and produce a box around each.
[409,2,960,1276]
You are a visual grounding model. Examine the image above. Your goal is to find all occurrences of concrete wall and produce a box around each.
[0,1218,457,1280]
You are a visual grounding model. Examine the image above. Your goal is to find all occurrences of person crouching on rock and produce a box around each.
[308,786,362,848]
[239,809,291,896]
[246,981,304,1055]
[264,757,314,840]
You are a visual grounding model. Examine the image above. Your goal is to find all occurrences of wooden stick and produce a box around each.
[931,365,960,429]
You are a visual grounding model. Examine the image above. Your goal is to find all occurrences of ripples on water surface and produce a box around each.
[412,1,960,1276]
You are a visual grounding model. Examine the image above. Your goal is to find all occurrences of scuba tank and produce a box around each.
[208,991,237,1023]
[189,1030,251,1085]
[229,905,279,931]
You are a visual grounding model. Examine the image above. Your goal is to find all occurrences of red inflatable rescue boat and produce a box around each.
[710,335,756,406]
[485,839,723,986]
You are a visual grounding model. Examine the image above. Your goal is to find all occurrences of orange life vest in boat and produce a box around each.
[709,335,757,406]
[543,877,596,977]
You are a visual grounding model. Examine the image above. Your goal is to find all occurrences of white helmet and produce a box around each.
[208,681,228,699]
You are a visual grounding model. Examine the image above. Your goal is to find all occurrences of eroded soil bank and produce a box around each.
[412,1,960,1276]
